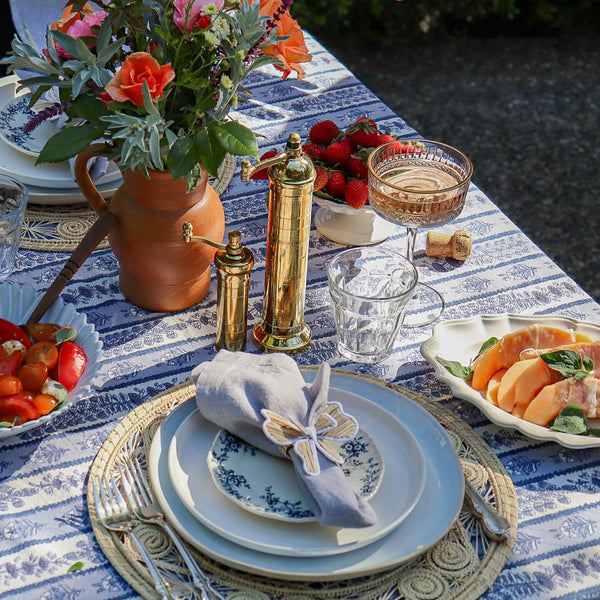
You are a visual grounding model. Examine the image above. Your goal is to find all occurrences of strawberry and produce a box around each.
[250,150,278,179]
[325,171,346,198]
[302,143,325,162]
[308,120,340,146]
[344,179,369,209]
[345,117,378,148]
[323,139,353,169]
[347,153,368,180]
[376,133,396,146]
[313,166,329,191]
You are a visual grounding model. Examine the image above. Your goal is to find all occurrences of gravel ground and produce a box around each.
[315,32,600,303]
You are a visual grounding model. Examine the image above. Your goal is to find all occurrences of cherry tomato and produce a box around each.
[23,323,59,342]
[33,394,58,416]
[25,342,59,370]
[0,375,23,396]
[0,351,23,376]
[21,390,35,402]
[17,363,48,394]
[0,393,41,425]
[55,342,87,392]
[0,318,32,348]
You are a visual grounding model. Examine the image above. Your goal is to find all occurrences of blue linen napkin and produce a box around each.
[191,351,378,529]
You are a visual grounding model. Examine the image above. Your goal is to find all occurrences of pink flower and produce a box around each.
[174,0,224,33]
[66,10,108,39]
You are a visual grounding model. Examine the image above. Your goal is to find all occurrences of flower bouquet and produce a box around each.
[1,0,311,187]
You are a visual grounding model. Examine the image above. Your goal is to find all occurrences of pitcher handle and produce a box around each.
[74,143,111,215]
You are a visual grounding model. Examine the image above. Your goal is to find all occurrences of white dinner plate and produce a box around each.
[0,282,103,439]
[25,179,120,205]
[167,389,425,557]
[420,313,600,449]
[0,76,121,191]
[148,372,463,581]
[207,425,384,522]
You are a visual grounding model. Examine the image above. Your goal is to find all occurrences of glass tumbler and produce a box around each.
[327,246,418,363]
[0,175,28,282]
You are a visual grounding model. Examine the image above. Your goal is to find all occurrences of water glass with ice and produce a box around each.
[327,247,418,363]
[0,175,28,282]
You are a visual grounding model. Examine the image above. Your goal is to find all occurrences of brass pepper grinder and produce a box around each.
[241,132,316,353]
[183,223,254,351]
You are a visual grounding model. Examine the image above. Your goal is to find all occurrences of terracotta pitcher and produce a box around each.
[74,147,225,312]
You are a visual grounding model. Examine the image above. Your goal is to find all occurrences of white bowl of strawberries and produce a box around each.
[306,117,398,245]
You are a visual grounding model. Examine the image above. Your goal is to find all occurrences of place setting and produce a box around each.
[86,347,518,600]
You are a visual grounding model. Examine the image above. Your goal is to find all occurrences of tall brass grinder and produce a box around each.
[241,132,316,353]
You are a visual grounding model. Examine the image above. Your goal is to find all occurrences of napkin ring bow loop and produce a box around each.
[261,402,359,476]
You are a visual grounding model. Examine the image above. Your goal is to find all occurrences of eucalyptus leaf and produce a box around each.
[436,356,473,382]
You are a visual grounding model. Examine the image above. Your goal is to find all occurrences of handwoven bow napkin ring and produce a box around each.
[261,401,359,476]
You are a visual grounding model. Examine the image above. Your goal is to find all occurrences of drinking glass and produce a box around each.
[327,247,418,363]
[367,140,473,327]
[0,175,28,282]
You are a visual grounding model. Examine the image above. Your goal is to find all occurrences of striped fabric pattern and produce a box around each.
[2,34,600,599]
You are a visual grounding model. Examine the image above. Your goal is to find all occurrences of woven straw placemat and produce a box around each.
[20,155,237,253]
[87,370,518,600]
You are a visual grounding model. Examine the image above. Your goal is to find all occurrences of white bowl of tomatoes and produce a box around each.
[0,282,102,439]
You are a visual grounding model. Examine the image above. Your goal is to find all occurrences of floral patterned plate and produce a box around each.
[166,388,427,557]
[207,426,383,523]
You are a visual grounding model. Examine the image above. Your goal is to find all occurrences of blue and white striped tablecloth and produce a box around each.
[2,34,600,600]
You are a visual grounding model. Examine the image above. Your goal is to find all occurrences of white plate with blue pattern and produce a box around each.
[167,388,427,557]
[207,425,383,522]
[0,95,60,157]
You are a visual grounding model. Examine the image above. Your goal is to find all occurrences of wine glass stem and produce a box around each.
[405,227,418,263]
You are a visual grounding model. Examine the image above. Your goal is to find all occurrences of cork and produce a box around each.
[426,230,472,261]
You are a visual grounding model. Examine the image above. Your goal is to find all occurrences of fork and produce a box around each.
[120,457,223,600]
[92,475,175,600]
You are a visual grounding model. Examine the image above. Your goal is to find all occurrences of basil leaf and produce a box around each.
[540,350,591,379]
[587,428,600,438]
[477,337,499,358]
[550,405,588,435]
[436,356,473,381]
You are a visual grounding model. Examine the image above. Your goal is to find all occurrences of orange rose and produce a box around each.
[256,0,312,80]
[105,52,175,106]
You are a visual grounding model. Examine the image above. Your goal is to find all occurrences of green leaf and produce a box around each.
[477,337,499,358]
[71,95,111,125]
[550,404,588,435]
[37,123,104,164]
[166,136,197,181]
[540,349,592,379]
[436,356,473,382]
[55,326,78,345]
[68,561,84,573]
[210,120,259,159]
[587,428,600,437]
[0,417,21,428]
[200,128,227,178]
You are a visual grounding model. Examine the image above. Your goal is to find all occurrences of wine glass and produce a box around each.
[367,139,473,327]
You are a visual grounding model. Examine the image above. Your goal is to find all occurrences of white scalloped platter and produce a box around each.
[0,282,103,439]
[420,313,600,449]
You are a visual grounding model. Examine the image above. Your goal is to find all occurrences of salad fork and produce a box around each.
[119,457,223,600]
[92,475,175,600]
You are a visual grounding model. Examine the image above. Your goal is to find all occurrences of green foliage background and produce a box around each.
[292,0,600,42]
